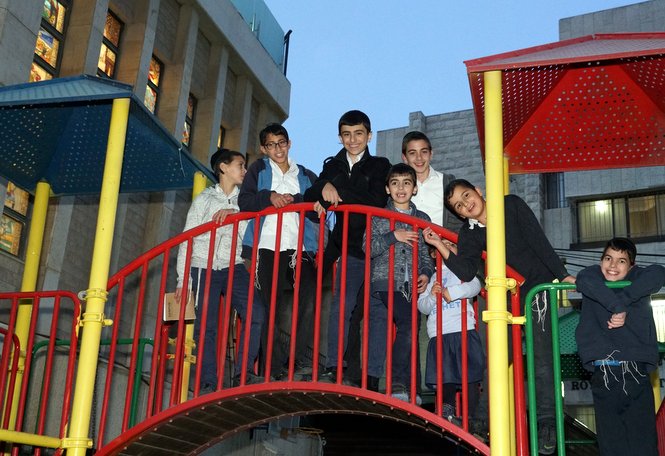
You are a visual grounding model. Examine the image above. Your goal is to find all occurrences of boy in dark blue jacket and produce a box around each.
[239,123,319,380]
[575,237,665,456]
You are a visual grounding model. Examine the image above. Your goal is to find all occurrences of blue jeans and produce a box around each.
[191,266,265,387]
[326,255,366,369]
[368,291,421,387]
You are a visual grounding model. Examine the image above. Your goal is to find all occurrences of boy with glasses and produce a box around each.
[239,123,319,380]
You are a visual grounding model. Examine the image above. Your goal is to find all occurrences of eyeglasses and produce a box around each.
[263,139,288,151]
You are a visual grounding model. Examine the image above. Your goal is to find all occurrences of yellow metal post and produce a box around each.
[5,181,51,432]
[180,171,208,401]
[483,70,512,456]
[651,371,661,411]
[503,155,510,195]
[65,98,130,456]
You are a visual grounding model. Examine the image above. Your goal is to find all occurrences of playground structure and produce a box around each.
[1,32,665,455]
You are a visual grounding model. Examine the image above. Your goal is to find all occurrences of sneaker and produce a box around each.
[538,421,556,455]
[443,403,462,426]
[317,367,337,383]
[293,365,313,381]
[391,383,422,406]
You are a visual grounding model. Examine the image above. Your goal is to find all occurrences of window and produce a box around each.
[97,11,123,78]
[545,173,567,209]
[218,126,226,149]
[576,191,665,245]
[181,94,197,147]
[1,183,30,257]
[31,0,70,82]
[144,56,163,114]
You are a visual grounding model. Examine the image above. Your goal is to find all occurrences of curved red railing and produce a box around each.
[0,203,528,455]
[0,291,81,456]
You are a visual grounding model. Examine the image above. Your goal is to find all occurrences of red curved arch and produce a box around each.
[96,382,490,456]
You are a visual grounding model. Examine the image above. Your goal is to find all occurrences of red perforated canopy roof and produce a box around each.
[464,33,665,174]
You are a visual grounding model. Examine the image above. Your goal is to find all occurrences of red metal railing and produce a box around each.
[0,291,81,456]
[0,203,528,454]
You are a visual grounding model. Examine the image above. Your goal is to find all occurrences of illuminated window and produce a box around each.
[1,182,30,257]
[576,191,665,245]
[218,126,226,148]
[97,11,123,78]
[31,0,70,82]
[144,56,163,114]
[181,94,197,147]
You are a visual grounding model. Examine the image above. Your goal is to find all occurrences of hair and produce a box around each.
[386,163,417,186]
[211,148,244,178]
[443,178,477,218]
[259,122,289,146]
[401,131,432,156]
[603,237,637,265]
[338,110,371,134]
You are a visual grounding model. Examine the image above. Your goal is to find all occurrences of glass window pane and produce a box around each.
[43,0,66,33]
[628,195,657,238]
[104,12,122,47]
[0,214,23,256]
[148,57,161,86]
[187,94,196,119]
[612,199,627,237]
[182,122,191,146]
[98,43,117,77]
[5,182,29,216]
[144,86,157,113]
[35,28,60,68]
[29,62,52,82]
[578,200,614,243]
[658,195,665,236]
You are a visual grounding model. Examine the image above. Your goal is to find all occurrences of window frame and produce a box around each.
[32,0,71,81]
[1,183,31,259]
[97,10,124,79]
[144,55,163,114]
[573,189,665,248]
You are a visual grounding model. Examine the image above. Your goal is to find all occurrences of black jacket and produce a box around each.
[304,148,391,260]
[575,263,665,372]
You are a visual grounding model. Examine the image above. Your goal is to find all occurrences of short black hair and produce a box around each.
[443,178,477,218]
[386,163,417,186]
[338,110,371,134]
[259,123,289,146]
[210,148,245,177]
[603,237,637,265]
[401,131,432,156]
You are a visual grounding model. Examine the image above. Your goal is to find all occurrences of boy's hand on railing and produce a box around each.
[211,208,237,224]
[607,311,626,329]
[431,281,442,295]
[313,201,326,217]
[394,229,418,245]
[270,192,294,208]
[562,275,576,284]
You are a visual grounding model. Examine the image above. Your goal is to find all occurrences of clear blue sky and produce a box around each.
[265,0,637,174]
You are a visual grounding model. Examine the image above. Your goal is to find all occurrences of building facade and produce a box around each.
[0,0,290,294]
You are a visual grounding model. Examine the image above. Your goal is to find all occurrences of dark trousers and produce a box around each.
[191,266,265,387]
[591,363,657,456]
[370,291,421,388]
[256,249,316,375]
[528,290,555,423]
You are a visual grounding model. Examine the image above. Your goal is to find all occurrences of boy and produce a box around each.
[176,148,265,389]
[238,123,319,380]
[364,163,433,404]
[424,179,575,455]
[418,243,484,423]
[575,238,665,456]
[401,131,461,232]
[304,110,391,386]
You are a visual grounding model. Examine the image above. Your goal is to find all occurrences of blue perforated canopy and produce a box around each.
[0,75,213,196]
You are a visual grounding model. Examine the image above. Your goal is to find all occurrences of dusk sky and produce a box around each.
[265,0,637,174]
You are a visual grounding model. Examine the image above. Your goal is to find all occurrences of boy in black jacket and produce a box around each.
[304,110,391,386]
[575,237,665,456]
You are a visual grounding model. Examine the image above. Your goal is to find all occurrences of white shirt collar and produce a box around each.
[346,150,365,169]
[467,218,485,230]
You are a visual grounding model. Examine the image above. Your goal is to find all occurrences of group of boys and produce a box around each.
[183,108,665,456]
